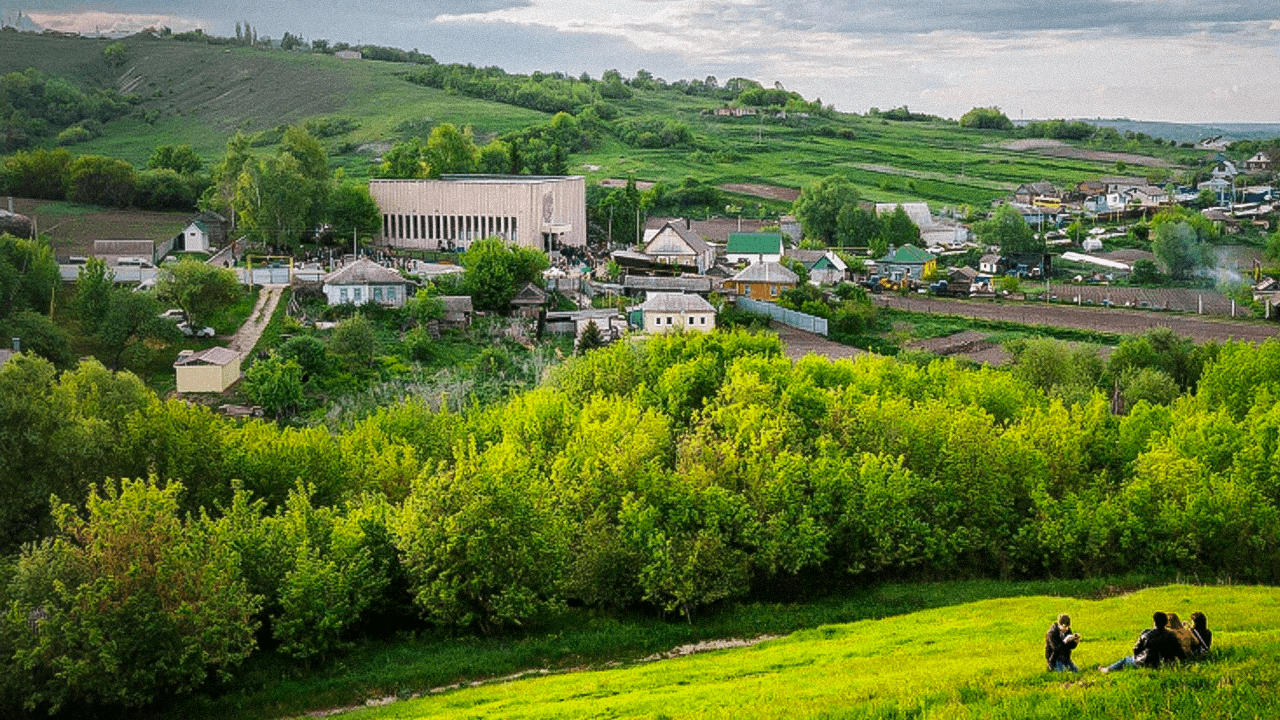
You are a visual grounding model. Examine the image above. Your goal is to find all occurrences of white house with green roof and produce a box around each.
[725,232,783,265]
[875,244,937,282]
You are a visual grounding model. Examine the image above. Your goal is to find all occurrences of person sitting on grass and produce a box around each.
[1099,611,1187,673]
[1190,612,1212,655]
[1045,613,1082,672]
[1166,612,1201,657]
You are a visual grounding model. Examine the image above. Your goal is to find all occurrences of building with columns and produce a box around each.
[369,175,586,253]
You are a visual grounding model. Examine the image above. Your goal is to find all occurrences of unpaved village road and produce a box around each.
[875,295,1280,344]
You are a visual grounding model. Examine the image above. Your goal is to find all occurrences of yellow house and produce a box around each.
[174,347,241,393]
[725,261,798,301]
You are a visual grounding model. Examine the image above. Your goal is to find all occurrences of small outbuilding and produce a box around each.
[439,295,474,329]
[639,292,717,333]
[174,347,241,394]
[725,261,799,300]
[323,258,410,308]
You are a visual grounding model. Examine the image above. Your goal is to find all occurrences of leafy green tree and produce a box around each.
[976,204,1042,255]
[135,168,199,210]
[278,335,329,380]
[1130,258,1160,285]
[1151,220,1212,280]
[0,233,59,319]
[0,310,72,368]
[577,320,605,355]
[477,140,510,174]
[200,131,253,216]
[102,41,128,67]
[243,353,304,417]
[330,313,377,366]
[958,106,1014,130]
[95,289,179,370]
[835,204,881,248]
[328,182,382,241]
[280,125,331,233]
[423,123,478,178]
[461,237,550,312]
[235,153,312,246]
[155,257,240,327]
[74,256,114,334]
[66,154,136,207]
[0,148,72,200]
[1,479,259,712]
[794,175,859,245]
[1121,367,1181,407]
[379,138,425,178]
[881,204,921,246]
[147,144,203,174]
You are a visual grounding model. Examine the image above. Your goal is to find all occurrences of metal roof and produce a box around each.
[730,261,799,284]
[639,292,716,313]
[324,258,408,285]
[726,233,783,255]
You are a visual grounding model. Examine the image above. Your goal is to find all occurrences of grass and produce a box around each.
[144,576,1181,720]
[339,584,1279,720]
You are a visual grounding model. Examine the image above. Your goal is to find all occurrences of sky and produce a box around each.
[9,1,1280,123]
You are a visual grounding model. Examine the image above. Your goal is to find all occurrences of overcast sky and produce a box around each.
[12,1,1280,122]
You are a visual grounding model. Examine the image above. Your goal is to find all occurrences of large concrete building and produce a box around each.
[370,175,586,253]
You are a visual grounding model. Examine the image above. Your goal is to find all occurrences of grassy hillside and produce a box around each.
[349,585,1279,719]
[1,32,1216,211]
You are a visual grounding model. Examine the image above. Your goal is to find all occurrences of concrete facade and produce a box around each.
[370,175,586,253]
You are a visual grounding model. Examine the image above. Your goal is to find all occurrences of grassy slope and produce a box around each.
[349,585,1279,719]
[2,32,1210,210]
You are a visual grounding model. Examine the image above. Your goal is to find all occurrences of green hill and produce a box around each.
[350,585,1279,719]
[1,32,1216,211]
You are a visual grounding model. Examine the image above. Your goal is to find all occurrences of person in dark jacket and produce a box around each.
[1099,611,1187,673]
[1045,613,1081,672]
[1190,611,1213,655]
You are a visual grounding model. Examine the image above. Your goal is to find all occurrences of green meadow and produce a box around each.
[349,585,1279,720]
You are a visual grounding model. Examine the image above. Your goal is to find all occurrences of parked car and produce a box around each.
[176,322,215,338]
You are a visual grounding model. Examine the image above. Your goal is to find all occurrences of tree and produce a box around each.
[1151,220,1212,280]
[102,41,128,67]
[135,169,198,210]
[148,144,203,175]
[74,257,114,334]
[577,320,605,355]
[379,138,425,178]
[0,234,59,319]
[243,353,305,417]
[477,140,510,174]
[155,258,240,327]
[460,237,550,312]
[0,148,72,200]
[279,125,332,234]
[234,153,312,247]
[881,205,921,246]
[794,175,860,245]
[330,314,377,367]
[835,204,880,248]
[0,310,72,368]
[1,479,259,711]
[95,289,179,371]
[66,154,136,207]
[1130,259,1160,285]
[423,123,478,178]
[200,132,253,217]
[976,204,1042,255]
[328,182,382,241]
[958,107,1014,130]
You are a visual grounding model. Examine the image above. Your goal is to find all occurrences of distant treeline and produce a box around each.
[0,68,135,152]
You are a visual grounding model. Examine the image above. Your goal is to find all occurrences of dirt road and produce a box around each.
[228,285,286,354]
[877,295,1279,344]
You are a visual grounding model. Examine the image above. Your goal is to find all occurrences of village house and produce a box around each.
[725,232,784,265]
[174,347,241,394]
[784,248,848,285]
[725,261,798,300]
[979,253,1004,275]
[439,296,474,329]
[322,258,410,308]
[876,244,937,282]
[1245,151,1275,172]
[642,220,716,273]
[638,292,717,333]
[1014,182,1060,205]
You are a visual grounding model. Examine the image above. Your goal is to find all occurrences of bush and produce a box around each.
[0,479,258,713]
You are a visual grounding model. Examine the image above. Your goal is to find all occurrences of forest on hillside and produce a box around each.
[3,328,1280,713]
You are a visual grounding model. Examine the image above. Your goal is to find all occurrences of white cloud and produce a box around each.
[26,11,206,36]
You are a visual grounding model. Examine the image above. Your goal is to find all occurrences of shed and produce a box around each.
[725,261,798,300]
[511,282,548,317]
[174,347,241,393]
[439,295,474,328]
[323,258,409,307]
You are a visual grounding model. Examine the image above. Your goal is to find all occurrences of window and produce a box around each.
[386,287,395,302]
[700,316,706,325]
[354,288,362,302]
[374,287,383,302]
[340,288,349,302]
[770,285,778,296]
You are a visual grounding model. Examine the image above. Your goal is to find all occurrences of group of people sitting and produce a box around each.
[1044,611,1212,673]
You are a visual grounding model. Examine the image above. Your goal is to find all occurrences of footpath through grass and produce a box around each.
[346,584,1279,719]
[148,576,1178,720]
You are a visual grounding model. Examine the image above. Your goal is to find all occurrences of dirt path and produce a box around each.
[1001,138,1171,167]
[773,324,865,362]
[228,284,285,354]
[876,295,1279,344]
[719,183,801,202]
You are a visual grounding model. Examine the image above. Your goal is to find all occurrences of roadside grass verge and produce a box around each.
[344,584,1279,720]
[144,576,1178,720]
